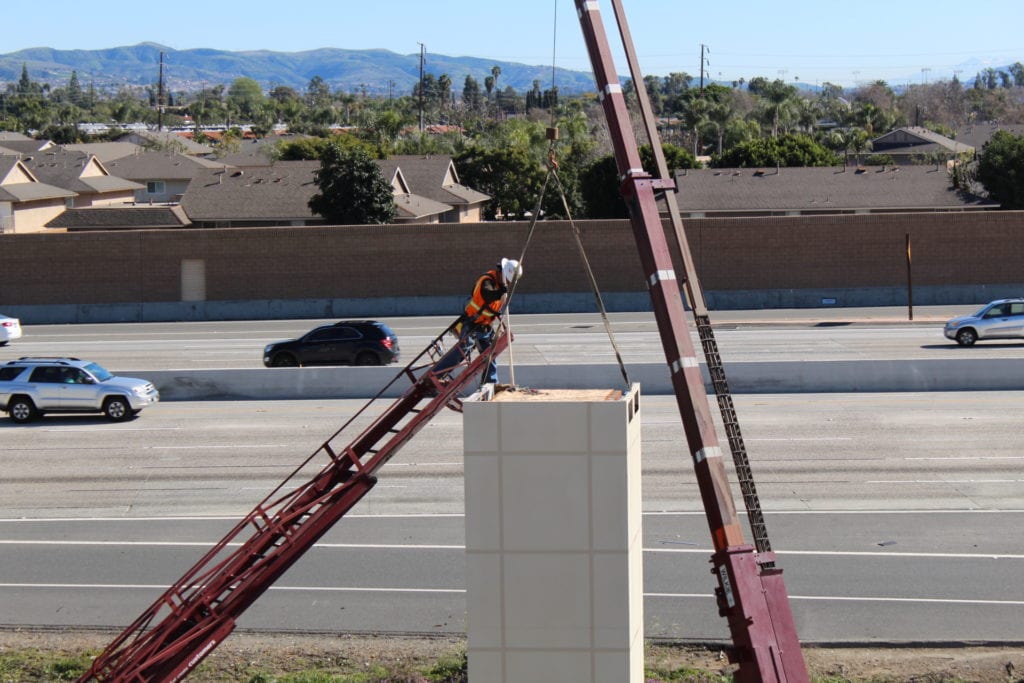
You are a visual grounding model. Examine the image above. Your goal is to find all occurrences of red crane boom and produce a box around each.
[573,1,808,680]
[78,321,507,682]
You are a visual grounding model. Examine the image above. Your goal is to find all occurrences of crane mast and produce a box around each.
[573,1,808,680]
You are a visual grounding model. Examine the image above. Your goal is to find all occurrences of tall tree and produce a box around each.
[977,130,1024,209]
[309,143,396,224]
[462,75,483,111]
[227,77,264,120]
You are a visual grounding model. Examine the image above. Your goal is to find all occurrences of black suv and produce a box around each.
[263,321,400,367]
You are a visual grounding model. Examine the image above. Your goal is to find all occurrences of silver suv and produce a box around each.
[0,357,159,423]
[944,298,1024,346]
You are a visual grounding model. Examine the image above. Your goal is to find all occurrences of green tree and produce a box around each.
[227,77,264,120]
[306,76,331,108]
[977,130,1024,208]
[462,75,483,111]
[67,71,82,106]
[712,133,839,168]
[309,143,396,224]
[455,146,546,220]
[580,144,698,219]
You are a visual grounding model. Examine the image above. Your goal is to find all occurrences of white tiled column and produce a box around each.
[463,385,643,683]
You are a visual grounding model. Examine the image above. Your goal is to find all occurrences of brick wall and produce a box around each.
[1,211,1022,309]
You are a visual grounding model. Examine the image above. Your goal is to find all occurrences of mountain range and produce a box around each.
[0,43,598,96]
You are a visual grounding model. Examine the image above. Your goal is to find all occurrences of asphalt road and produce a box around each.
[0,305,1010,372]
[2,389,1022,644]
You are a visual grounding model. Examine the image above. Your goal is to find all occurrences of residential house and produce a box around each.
[180,162,324,228]
[62,141,145,163]
[105,150,230,203]
[45,205,191,232]
[388,155,490,223]
[0,156,76,233]
[206,133,307,169]
[672,165,997,218]
[376,159,457,224]
[953,123,1024,153]
[0,138,56,156]
[116,130,215,156]
[179,160,454,228]
[20,149,142,207]
[869,127,974,164]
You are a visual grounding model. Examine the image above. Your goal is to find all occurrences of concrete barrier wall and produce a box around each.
[6,211,1024,324]
[128,358,1024,401]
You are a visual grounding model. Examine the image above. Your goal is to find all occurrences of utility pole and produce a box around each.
[699,43,709,95]
[417,43,426,133]
[157,51,166,132]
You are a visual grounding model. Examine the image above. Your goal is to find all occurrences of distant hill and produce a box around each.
[0,43,598,96]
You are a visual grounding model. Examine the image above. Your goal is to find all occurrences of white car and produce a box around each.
[944,298,1024,346]
[0,356,159,423]
[0,314,22,345]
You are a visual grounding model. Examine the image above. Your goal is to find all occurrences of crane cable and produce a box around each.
[488,141,631,393]
[482,0,630,392]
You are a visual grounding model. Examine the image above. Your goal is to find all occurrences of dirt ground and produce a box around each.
[2,629,1023,682]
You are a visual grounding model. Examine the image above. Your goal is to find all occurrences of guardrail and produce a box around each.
[124,358,1024,401]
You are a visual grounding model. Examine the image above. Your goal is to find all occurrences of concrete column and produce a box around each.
[463,384,644,683]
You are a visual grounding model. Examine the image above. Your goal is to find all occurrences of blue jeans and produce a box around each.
[432,323,498,384]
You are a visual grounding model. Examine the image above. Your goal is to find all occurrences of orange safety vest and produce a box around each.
[463,269,505,325]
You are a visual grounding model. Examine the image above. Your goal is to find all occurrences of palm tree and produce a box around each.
[490,65,502,119]
[679,96,710,157]
[706,100,733,156]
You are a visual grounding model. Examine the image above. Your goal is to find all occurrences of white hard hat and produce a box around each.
[500,258,522,285]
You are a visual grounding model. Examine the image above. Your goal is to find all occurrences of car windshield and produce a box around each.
[972,304,993,318]
[84,362,113,382]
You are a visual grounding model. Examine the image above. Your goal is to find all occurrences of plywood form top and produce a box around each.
[491,387,623,402]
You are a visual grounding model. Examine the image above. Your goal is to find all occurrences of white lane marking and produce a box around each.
[905,456,1024,461]
[646,593,1024,606]
[867,479,1024,484]
[42,427,183,433]
[649,548,1024,560]
[0,583,1021,606]
[1,540,1021,560]
[1,509,1023,523]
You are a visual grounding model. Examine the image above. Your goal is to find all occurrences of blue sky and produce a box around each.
[5,0,1021,87]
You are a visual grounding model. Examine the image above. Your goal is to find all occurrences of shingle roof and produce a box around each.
[180,162,322,221]
[389,154,490,205]
[62,142,145,163]
[871,126,974,156]
[179,160,451,223]
[0,131,31,142]
[0,182,75,202]
[954,123,1024,151]
[44,205,191,229]
[393,193,455,220]
[0,156,76,202]
[0,139,55,155]
[20,150,143,194]
[120,130,215,155]
[105,150,230,181]
[673,165,996,213]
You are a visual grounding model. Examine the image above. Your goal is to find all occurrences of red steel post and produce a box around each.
[574,2,808,680]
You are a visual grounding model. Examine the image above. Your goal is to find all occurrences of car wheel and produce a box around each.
[272,353,298,367]
[355,351,381,366]
[955,328,977,346]
[103,396,132,421]
[8,396,37,423]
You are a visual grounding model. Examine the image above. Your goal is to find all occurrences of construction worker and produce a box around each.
[432,257,523,385]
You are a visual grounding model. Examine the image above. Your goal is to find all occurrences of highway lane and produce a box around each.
[1,393,1022,643]
[2,306,1016,372]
